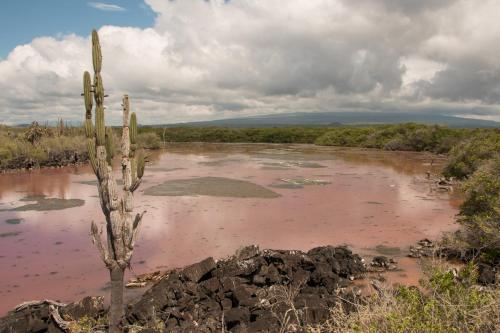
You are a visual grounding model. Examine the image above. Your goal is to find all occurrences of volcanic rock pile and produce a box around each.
[126,245,365,332]
[0,245,365,333]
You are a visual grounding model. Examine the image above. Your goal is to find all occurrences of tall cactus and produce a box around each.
[83,29,145,333]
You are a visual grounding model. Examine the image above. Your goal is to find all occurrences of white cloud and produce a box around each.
[88,2,126,12]
[0,0,499,125]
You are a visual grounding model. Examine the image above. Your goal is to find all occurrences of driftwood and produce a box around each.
[14,300,66,312]
[125,270,168,289]
[49,305,72,332]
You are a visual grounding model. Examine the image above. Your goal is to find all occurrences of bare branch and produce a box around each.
[15,300,66,312]
[128,211,146,251]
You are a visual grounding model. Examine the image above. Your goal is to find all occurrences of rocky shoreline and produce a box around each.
[0,245,365,333]
[1,242,495,333]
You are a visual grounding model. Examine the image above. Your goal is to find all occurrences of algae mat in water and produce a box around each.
[5,218,24,225]
[144,177,280,198]
[1,195,85,212]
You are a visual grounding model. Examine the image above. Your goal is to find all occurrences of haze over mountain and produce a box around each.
[161,111,500,128]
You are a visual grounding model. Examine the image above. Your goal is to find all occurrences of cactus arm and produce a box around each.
[92,29,102,74]
[83,71,93,117]
[105,127,114,164]
[121,95,133,193]
[124,211,146,263]
[91,221,111,266]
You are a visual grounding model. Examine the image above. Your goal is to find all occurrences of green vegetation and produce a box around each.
[315,123,472,153]
[137,132,161,149]
[2,123,498,172]
[455,156,500,251]
[0,122,87,170]
[142,123,490,154]
[144,126,331,144]
[309,264,499,333]
[0,122,144,170]
[443,130,499,179]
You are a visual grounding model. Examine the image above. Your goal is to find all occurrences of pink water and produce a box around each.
[0,144,459,315]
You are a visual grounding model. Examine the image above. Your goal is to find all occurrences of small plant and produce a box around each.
[24,121,51,144]
[83,29,146,333]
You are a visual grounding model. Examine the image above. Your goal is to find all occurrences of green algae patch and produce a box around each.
[269,183,304,189]
[5,218,24,225]
[0,231,22,238]
[144,177,280,198]
[374,245,401,256]
[8,196,85,212]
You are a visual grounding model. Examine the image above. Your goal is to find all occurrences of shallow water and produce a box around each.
[0,143,459,315]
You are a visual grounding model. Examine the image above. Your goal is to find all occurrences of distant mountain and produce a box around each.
[159,112,500,128]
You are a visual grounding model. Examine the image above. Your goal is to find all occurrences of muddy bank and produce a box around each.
[0,245,365,333]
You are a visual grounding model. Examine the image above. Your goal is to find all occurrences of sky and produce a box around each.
[1,0,500,125]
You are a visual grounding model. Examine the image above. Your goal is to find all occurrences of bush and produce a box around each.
[314,127,375,147]
[137,132,162,149]
[308,264,500,333]
[443,131,500,179]
[457,157,500,249]
[315,123,466,152]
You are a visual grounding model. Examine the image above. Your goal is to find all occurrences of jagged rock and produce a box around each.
[370,256,396,269]
[478,263,496,285]
[224,308,250,329]
[235,245,260,260]
[181,257,216,283]
[215,256,265,278]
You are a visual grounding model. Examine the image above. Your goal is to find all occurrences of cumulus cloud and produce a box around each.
[0,0,499,124]
[88,2,126,12]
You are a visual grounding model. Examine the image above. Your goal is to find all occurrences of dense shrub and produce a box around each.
[145,126,331,144]
[316,123,465,153]
[137,132,162,149]
[443,130,500,179]
[308,264,499,333]
[314,127,375,147]
[457,157,500,250]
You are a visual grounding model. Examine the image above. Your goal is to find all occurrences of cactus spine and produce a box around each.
[82,29,145,333]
